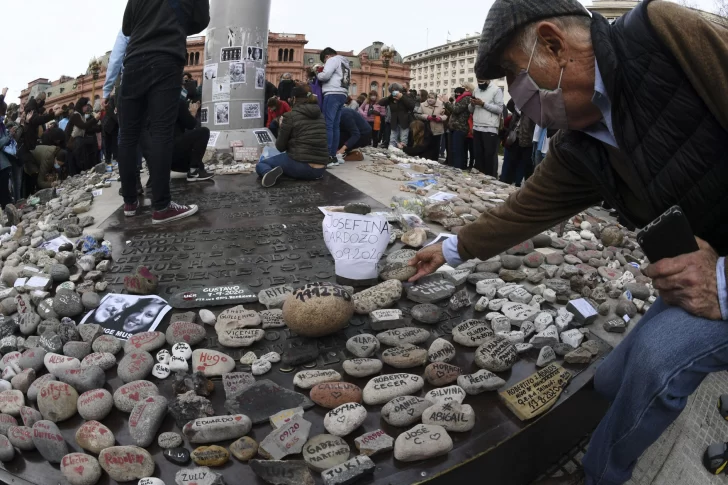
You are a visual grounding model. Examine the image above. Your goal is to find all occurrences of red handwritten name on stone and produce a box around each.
[40,383,71,401]
[10,427,31,440]
[103,451,145,466]
[62,454,90,467]
[47,354,73,364]
[79,391,106,407]
[130,333,158,348]
[359,429,385,445]
[197,352,228,367]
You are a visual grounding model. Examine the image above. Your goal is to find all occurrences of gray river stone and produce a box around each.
[362,374,424,406]
[323,403,366,438]
[393,424,453,462]
[474,337,518,372]
[302,434,351,472]
[113,381,160,413]
[452,320,494,347]
[320,455,375,485]
[158,432,184,449]
[91,335,122,354]
[32,420,68,463]
[55,366,105,393]
[258,285,294,309]
[381,395,432,427]
[128,395,169,447]
[422,402,476,433]
[381,344,427,369]
[376,327,430,346]
[182,414,253,444]
[77,389,114,421]
[405,275,456,304]
[457,370,507,394]
[353,280,402,314]
[249,460,314,485]
[410,304,443,324]
[342,359,383,378]
[81,352,116,371]
[62,341,92,361]
[345,334,380,358]
[117,351,154,383]
[224,380,315,425]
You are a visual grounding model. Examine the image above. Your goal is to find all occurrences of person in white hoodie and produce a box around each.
[316,47,351,166]
[468,79,504,177]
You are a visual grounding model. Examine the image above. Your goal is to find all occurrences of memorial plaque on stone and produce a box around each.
[498,363,572,421]
[224,380,315,424]
[169,286,258,309]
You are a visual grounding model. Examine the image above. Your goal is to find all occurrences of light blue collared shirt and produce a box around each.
[103,30,129,100]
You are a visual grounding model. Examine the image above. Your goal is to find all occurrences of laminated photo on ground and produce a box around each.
[80,294,171,340]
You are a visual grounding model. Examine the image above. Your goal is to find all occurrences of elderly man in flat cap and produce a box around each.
[409,0,728,483]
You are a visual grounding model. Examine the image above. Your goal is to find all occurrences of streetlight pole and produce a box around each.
[381,45,394,97]
[89,58,101,102]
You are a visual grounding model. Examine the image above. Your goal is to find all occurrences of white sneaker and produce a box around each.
[336,154,346,165]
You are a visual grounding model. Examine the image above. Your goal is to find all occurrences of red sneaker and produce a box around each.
[152,201,198,225]
[124,201,139,217]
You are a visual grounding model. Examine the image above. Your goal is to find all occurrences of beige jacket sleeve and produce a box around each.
[456,132,603,261]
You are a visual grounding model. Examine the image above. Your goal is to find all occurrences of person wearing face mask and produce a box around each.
[469,79,504,177]
[415,91,447,162]
[359,91,386,147]
[409,1,728,484]
[32,146,66,189]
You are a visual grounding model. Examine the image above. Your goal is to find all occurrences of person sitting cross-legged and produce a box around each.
[256,86,328,188]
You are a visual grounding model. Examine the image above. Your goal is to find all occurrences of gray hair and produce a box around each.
[281,73,292,80]
[389,83,403,93]
[515,15,592,69]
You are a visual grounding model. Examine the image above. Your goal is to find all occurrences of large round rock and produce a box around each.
[282,282,354,337]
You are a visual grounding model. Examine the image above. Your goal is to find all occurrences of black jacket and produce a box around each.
[378,94,416,129]
[554,1,728,252]
[123,0,210,65]
[103,98,118,135]
[174,99,197,139]
[276,102,329,165]
[277,79,296,103]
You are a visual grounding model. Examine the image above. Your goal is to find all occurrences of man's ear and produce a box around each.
[536,21,570,69]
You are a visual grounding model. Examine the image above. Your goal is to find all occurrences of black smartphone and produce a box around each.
[636,206,699,262]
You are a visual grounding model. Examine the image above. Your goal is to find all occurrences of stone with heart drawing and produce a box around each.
[165,322,207,346]
[32,420,68,463]
[7,425,35,451]
[118,351,154,383]
[310,382,362,409]
[323,403,367,437]
[124,331,166,354]
[424,385,467,406]
[342,358,383,378]
[182,414,253,444]
[423,362,461,387]
[292,369,342,389]
[99,446,154,482]
[381,344,427,369]
[77,388,113,421]
[362,373,424,405]
[393,423,453,462]
[191,349,235,377]
[345,334,380,358]
[61,453,102,485]
[376,327,431,347]
[381,395,431,427]
[27,374,55,401]
[43,352,80,375]
[113,380,160,412]
[75,420,115,454]
[427,338,456,363]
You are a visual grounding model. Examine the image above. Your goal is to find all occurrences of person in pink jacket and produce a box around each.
[359,91,386,147]
[415,91,448,162]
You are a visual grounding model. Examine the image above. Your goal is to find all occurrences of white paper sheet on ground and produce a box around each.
[40,235,74,252]
[428,191,458,202]
[425,233,455,247]
[320,209,390,280]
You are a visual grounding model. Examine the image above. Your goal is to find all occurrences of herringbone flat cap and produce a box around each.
[475,0,591,79]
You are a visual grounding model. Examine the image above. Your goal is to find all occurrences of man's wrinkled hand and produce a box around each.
[408,243,446,282]
[644,237,722,320]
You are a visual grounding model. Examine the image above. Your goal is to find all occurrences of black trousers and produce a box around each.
[473,131,500,177]
[118,56,182,210]
[381,122,391,147]
[172,128,210,173]
[104,131,118,163]
[466,137,475,169]
[0,168,11,209]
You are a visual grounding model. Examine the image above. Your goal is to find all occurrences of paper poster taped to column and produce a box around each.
[255,68,266,89]
[242,103,261,119]
[212,76,230,101]
[205,28,215,61]
[320,209,390,279]
[229,62,246,84]
[214,103,229,125]
[221,47,242,62]
[246,46,264,61]
[204,64,217,81]
[207,131,220,146]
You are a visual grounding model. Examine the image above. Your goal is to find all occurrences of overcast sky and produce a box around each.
[1,0,719,104]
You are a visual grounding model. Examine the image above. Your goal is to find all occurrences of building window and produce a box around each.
[460,69,465,74]
[459,78,464,83]
[370,81,378,93]
[468,68,474,73]
[283,50,289,62]
[289,49,295,61]
[195,52,200,65]
[278,49,283,61]
[350,83,357,95]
